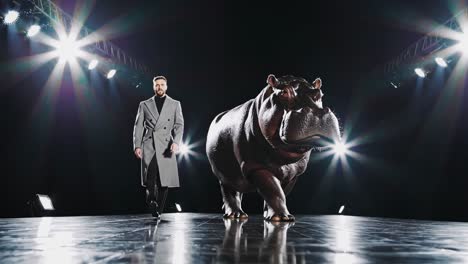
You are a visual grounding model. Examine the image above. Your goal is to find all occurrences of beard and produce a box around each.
[156,89,166,96]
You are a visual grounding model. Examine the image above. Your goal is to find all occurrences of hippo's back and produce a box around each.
[206,99,255,191]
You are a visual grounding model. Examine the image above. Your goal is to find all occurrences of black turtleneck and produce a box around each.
[154,95,166,114]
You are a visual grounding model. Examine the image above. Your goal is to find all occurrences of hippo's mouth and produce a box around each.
[278,107,340,147]
[281,134,328,145]
[276,133,333,156]
[279,135,335,154]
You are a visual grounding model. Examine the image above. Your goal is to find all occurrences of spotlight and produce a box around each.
[106,69,116,79]
[26,25,41,37]
[414,68,426,78]
[38,194,54,210]
[333,141,348,157]
[435,57,448,67]
[28,194,55,216]
[175,203,182,212]
[179,143,190,155]
[390,82,398,89]
[56,35,80,62]
[88,59,99,70]
[3,10,19,24]
[339,205,345,214]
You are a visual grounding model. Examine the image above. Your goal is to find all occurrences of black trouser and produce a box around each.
[146,154,169,213]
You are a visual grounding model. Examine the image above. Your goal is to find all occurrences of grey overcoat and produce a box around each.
[133,95,184,187]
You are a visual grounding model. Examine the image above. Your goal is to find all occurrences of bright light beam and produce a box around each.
[457,33,468,52]
[179,143,190,155]
[333,141,349,157]
[55,35,81,63]
[176,138,204,163]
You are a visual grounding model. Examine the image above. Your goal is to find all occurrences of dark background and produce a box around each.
[1,0,467,221]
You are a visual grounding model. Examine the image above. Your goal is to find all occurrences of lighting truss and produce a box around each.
[383,8,468,77]
[24,0,149,73]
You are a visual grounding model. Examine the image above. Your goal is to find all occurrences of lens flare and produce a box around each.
[179,143,190,155]
[456,32,468,52]
[333,141,349,157]
[55,35,81,62]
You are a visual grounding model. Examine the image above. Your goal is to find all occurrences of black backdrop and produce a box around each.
[1,0,468,221]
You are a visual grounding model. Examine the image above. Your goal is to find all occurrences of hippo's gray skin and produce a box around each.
[206,74,340,221]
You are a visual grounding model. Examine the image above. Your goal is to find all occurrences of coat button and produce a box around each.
[168,119,170,121]
[164,127,166,129]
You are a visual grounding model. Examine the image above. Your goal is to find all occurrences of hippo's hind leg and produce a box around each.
[250,170,295,222]
[220,183,248,219]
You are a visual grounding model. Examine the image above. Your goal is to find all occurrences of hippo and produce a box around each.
[206,74,341,221]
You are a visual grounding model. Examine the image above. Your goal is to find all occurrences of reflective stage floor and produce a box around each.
[1,213,468,263]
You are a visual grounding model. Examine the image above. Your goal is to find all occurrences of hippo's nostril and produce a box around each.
[323,107,330,114]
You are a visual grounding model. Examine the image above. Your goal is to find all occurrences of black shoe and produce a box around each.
[149,201,160,218]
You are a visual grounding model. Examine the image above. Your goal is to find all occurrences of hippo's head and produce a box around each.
[258,74,340,154]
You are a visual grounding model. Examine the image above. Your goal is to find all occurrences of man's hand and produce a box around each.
[134,148,142,159]
[170,143,179,154]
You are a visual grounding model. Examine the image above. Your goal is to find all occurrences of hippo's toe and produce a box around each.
[223,211,249,219]
[286,214,295,221]
[264,213,295,222]
[223,213,236,219]
[239,212,249,219]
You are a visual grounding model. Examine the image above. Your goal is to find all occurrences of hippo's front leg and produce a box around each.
[249,169,295,222]
[263,177,298,219]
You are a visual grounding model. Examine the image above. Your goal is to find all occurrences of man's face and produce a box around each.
[153,79,167,96]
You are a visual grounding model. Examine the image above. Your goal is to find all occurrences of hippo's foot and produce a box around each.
[264,212,295,222]
[220,184,247,219]
[223,209,249,219]
[263,202,295,222]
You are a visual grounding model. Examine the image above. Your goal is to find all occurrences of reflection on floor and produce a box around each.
[1,213,468,263]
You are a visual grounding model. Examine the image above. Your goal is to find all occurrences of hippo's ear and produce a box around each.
[267,74,279,88]
[312,78,322,89]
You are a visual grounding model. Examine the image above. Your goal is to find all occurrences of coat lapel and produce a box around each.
[145,96,159,121]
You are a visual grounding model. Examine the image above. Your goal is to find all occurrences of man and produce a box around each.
[133,76,184,218]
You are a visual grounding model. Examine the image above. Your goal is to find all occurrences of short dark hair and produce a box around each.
[153,76,167,83]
